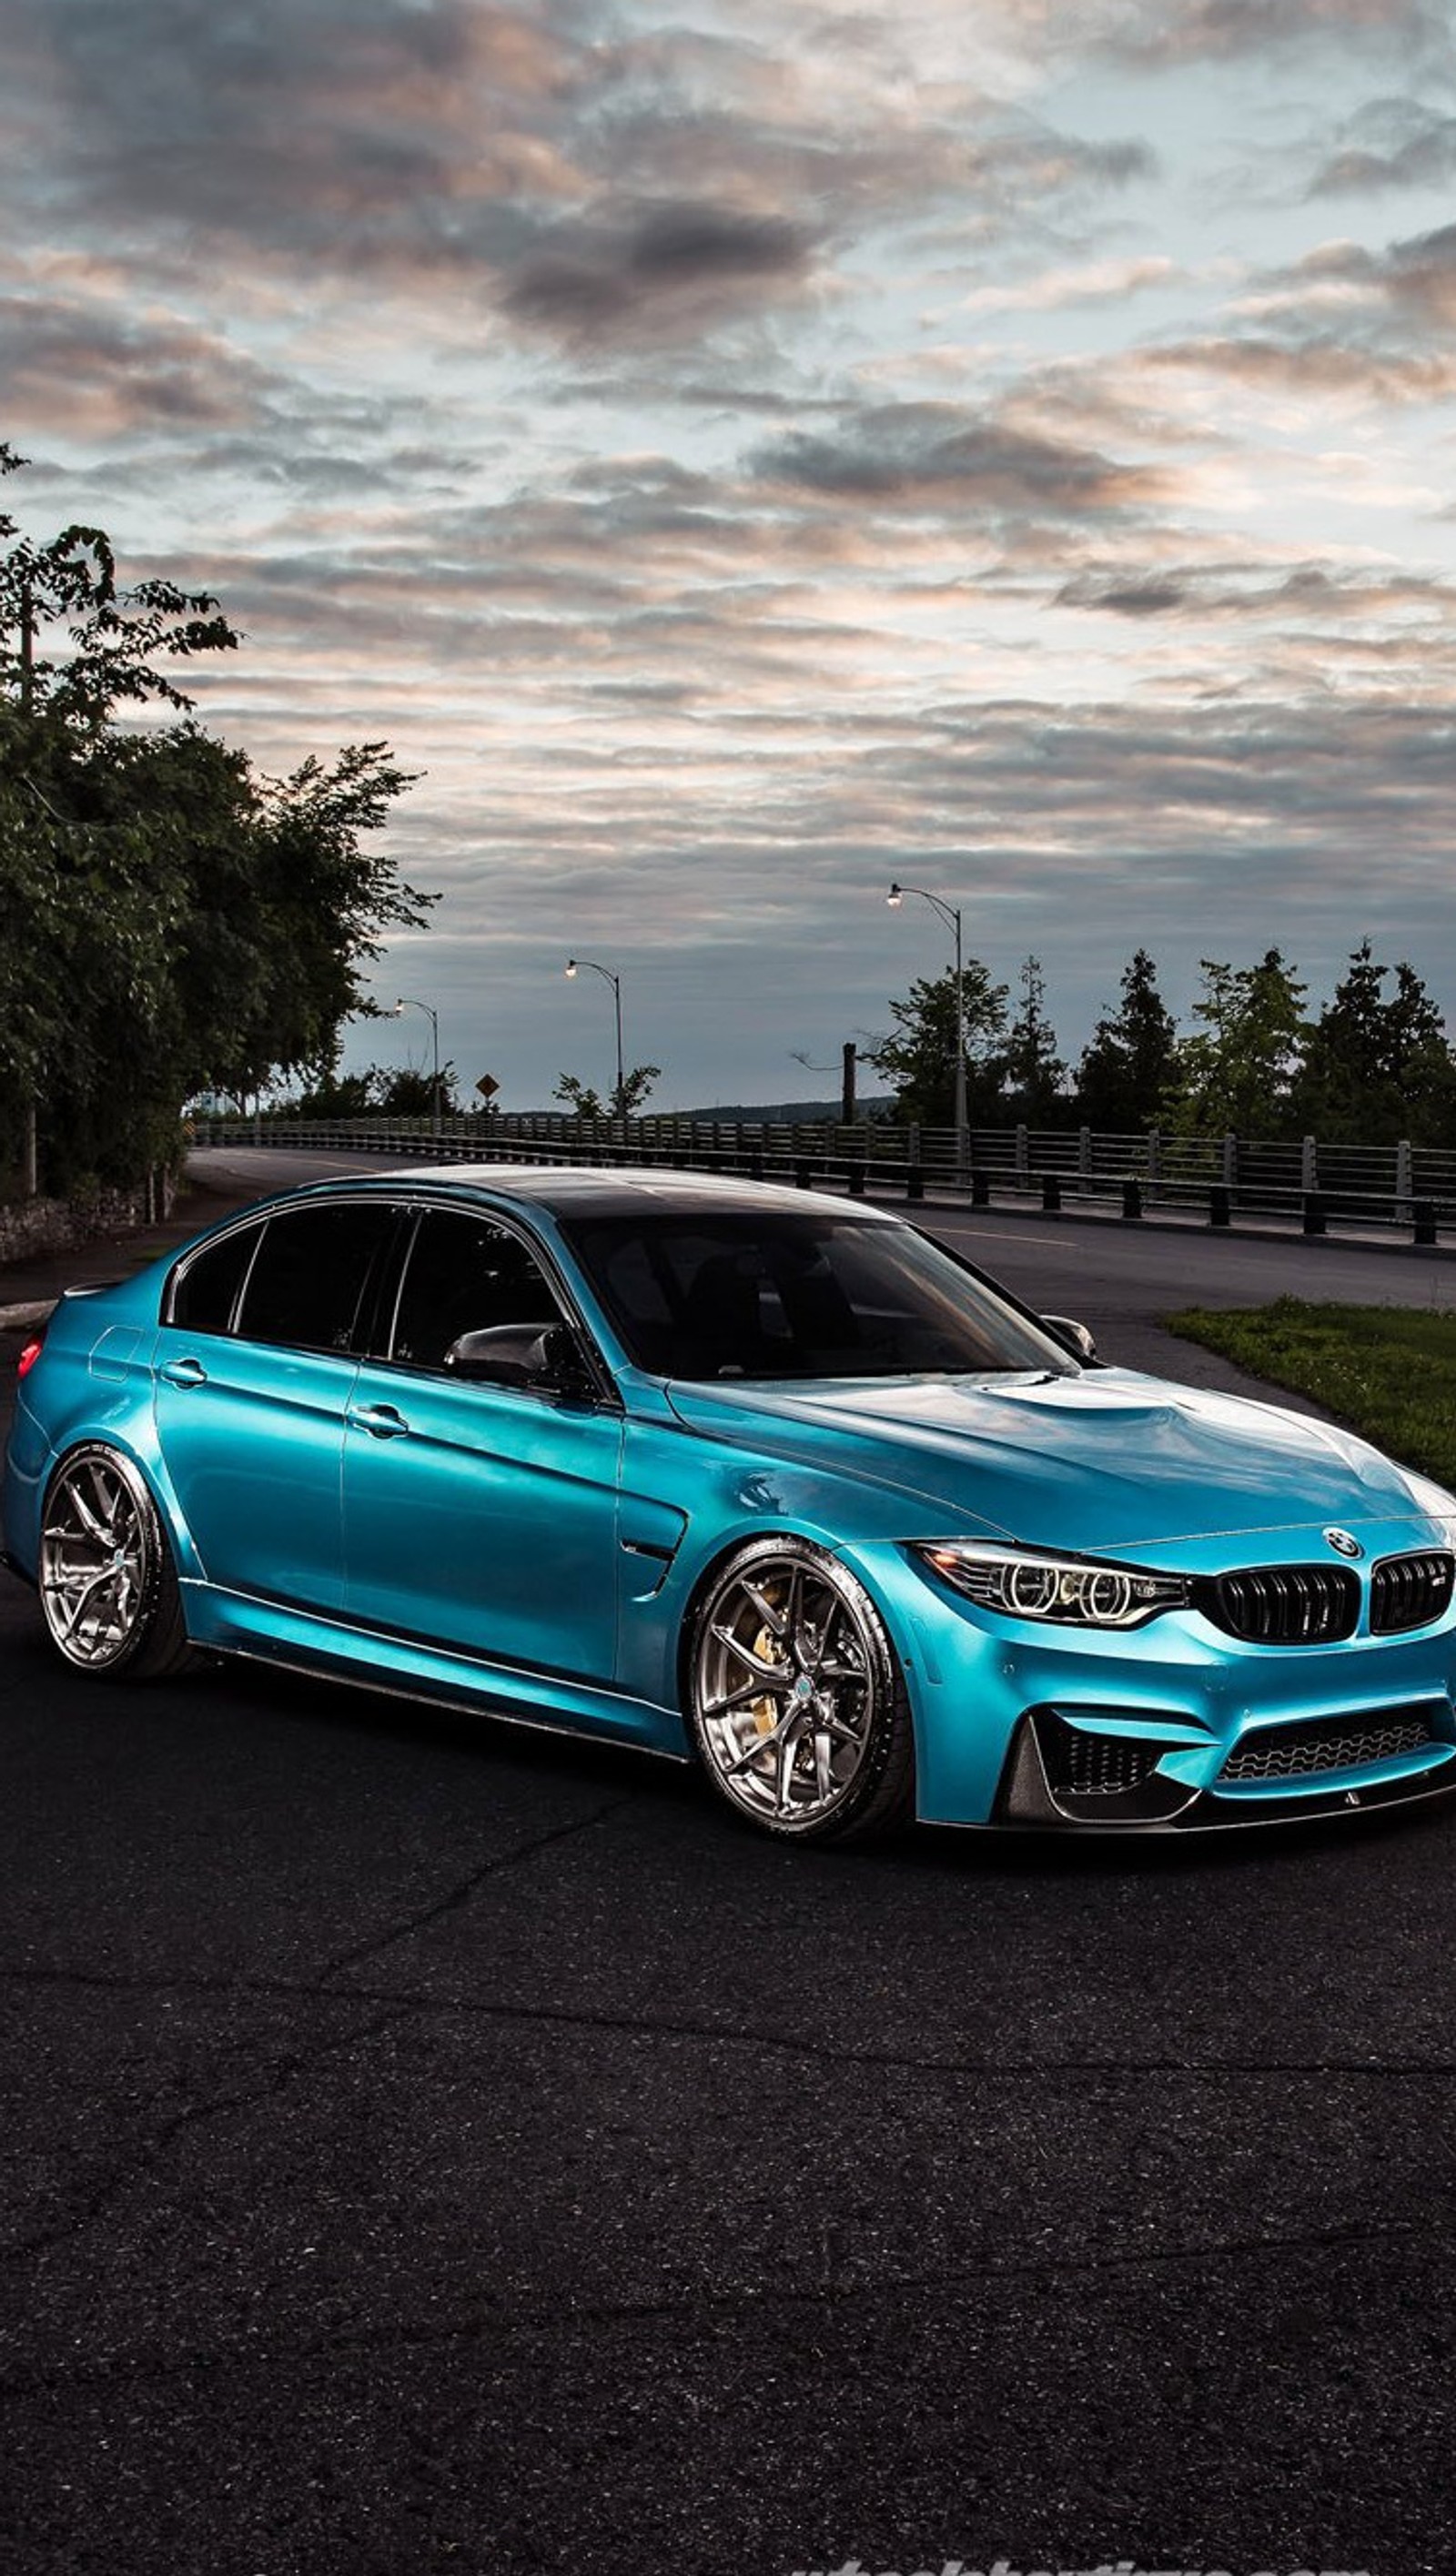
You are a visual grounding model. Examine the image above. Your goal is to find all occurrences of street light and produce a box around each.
[394,995,441,1135]
[886,881,967,1163]
[565,957,625,1111]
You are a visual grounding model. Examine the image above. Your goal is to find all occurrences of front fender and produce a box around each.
[613,1411,943,1762]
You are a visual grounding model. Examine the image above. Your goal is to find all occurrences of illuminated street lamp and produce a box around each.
[886,881,967,1162]
[394,995,441,1135]
[565,957,625,1109]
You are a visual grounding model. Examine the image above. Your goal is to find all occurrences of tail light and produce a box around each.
[16,1331,46,1380]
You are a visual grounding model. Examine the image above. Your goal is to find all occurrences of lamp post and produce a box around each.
[886,881,967,1166]
[394,995,441,1135]
[565,958,625,1112]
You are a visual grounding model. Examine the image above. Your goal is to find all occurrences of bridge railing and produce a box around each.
[188,1114,1456,1247]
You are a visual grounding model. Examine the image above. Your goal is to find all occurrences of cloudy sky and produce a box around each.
[7,0,1456,1110]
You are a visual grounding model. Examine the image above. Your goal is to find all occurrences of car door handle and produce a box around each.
[348,1402,410,1440]
[158,1357,208,1389]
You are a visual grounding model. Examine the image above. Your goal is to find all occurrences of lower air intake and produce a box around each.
[1042,1723,1167,1798]
[1218,1712,1433,1783]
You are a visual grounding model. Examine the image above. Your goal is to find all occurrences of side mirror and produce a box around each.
[443,1320,595,1394]
[1040,1313,1097,1363]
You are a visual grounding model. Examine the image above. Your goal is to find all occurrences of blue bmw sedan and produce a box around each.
[5,1166,1456,1841]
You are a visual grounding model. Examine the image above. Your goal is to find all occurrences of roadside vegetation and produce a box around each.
[1165,1299,1456,1487]
[873,939,1456,1141]
[0,440,430,1203]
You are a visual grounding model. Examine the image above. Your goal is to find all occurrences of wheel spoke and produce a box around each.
[739,1578,788,1639]
[703,1675,793,1719]
[814,1708,866,1747]
[723,1714,793,1775]
[87,1459,126,1531]
[709,1622,785,1684]
[48,1563,120,1640]
[66,1480,112,1546]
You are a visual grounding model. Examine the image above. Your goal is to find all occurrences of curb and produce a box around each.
[0,1304,52,1332]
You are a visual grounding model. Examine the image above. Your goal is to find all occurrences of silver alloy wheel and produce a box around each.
[39,1448,157,1671]
[692,1547,886,1832]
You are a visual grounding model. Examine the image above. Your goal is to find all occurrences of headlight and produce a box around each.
[914,1541,1190,1630]
[1400,1470,1456,1523]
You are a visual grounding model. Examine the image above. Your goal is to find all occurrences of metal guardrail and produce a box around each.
[190,1115,1456,1247]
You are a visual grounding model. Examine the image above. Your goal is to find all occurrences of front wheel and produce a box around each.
[38,1445,196,1681]
[687,1537,915,1844]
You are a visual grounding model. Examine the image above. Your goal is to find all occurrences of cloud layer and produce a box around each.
[6,0,1456,1102]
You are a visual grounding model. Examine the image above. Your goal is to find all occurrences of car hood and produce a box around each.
[663,1366,1441,1553]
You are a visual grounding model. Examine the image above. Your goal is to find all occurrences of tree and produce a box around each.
[1002,955,1069,1127]
[0,446,429,1196]
[375,1063,460,1118]
[1290,939,1456,1144]
[554,1065,662,1120]
[0,459,238,727]
[1076,947,1177,1130]
[1163,948,1308,1138]
[867,961,1009,1126]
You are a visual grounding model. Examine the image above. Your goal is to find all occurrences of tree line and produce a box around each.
[871,942,1456,1144]
[0,443,427,1200]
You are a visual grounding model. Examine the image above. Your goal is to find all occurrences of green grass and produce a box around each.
[1163,1298,1456,1487]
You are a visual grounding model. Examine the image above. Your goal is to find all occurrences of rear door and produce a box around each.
[153,1200,399,1612]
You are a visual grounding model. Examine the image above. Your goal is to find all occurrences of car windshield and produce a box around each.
[561,1210,1077,1381]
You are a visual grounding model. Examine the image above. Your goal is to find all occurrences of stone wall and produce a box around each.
[0,1175,173,1269]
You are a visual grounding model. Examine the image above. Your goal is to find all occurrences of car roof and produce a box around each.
[304,1163,896,1223]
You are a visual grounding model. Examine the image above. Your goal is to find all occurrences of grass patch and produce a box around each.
[1164,1298,1456,1487]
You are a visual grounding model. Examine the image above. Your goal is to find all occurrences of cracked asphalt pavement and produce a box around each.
[4,1177,1456,2573]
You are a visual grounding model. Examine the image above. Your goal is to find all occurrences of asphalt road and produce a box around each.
[3,1151,1455,2575]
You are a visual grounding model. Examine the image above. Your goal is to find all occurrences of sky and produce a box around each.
[6,0,1456,1112]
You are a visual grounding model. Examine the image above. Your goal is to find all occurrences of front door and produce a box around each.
[341,1207,622,1682]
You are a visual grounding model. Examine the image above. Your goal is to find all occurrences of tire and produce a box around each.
[37,1444,197,1682]
[686,1536,915,1845]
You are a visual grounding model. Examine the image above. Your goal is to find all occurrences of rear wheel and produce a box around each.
[687,1537,915,1844]
[38,1445,195,1680]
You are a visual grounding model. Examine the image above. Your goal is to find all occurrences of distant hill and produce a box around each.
[666,1096,895,1125]
[508,1095,896,1123]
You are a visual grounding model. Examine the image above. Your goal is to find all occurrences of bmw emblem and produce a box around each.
[1324,1528,1363,1561]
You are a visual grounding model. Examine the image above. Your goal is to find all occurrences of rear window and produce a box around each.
[168,1223,261,1335]
[232,1204,396,1354]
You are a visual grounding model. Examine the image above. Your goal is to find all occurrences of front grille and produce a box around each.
[1371,1551,1455,1635]
[1218,1712,1433,1783]
[1042,1722,1166,1798]
[1199,1564,1359,1645]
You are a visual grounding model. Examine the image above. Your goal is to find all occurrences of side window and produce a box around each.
[390,1211,563,1371]
[234,1205,395,1355]
[168,1222,261,1335]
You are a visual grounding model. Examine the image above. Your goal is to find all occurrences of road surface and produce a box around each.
[1,1147,1452,2572]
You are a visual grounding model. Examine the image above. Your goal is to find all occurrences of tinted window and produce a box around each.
[389,1211,563,1370]
[563,1212,1074,1380]
[169,1223,260,1334]
[234,1204,395,1354]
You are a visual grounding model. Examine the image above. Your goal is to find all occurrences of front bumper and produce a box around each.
[892,1531,1456,1830]
[993,1698,1456,1831]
